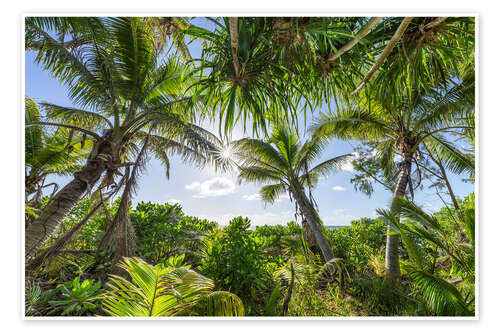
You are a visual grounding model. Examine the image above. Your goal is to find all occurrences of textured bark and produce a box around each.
[352,17,414,95]
[291,183,334,262]
[386,156,412,282]
[96,176,136,265]
[25,166,105,261]
[328,17,383,62]
[300,217,316,247]
[229,17,240,76]
[96,132,150,273]
[25,139,111,261]
[26,202,103,272]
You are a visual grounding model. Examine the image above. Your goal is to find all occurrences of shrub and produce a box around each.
[131,202,217,266]
[199,216,274,315]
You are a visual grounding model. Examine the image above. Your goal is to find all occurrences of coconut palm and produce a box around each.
[24,17,231,261]
[25,97,92,213]
[311,79,474,281]
[234,125,351,262]
[356,17,475,98]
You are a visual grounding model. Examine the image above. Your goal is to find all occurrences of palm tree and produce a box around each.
[311,81,474,281]
[186,17,474,135]
[378,196,474,315]
[185,17,387,135]
[25,97,92,211]
[234,125,351,262]
[25,17,230,261]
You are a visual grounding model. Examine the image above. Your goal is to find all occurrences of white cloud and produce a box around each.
[243,193,261,201]
[242,192,290,202]
[321,209,356,226]
[198,210,295,227]
[276,193,291,202]
[167,198,183,205]
[185,182,201,190]
[185,177,236,198]
[342,152,360,172]
[332,185,346,191]
[421,202,441,213]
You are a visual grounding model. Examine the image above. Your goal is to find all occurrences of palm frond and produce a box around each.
[307,153,352,178]
[311,108,389,141]
[102,257,243,317]
[41,102,112,129]
[409,269,472,316]
[259,183,289,204]
[237,166,284,185]
[426,135,474,175]
[233,137,289,171]
[178,291,245,316]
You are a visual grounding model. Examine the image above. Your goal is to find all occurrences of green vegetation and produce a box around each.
[25,16,475,317]
[25,196,475,317]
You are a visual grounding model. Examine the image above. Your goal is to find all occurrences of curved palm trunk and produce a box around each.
[386,157,412,282]
[26,201,103,272]
[25,141,109,261]
[291,182,334,262]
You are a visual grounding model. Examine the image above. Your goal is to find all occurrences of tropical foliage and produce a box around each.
[25,16,475,317]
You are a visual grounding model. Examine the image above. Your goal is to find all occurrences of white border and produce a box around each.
[19,11,479,322]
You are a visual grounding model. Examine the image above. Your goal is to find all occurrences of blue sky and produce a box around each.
[24,18,474,227]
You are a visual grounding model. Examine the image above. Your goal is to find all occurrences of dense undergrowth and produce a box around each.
[25,194,475,317]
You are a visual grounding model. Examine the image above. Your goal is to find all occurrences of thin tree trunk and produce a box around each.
[291,183,334,262]
[97,131,151,272]
[386,156,412,282]
[424,146,467,239]
[352,17,414,95]
[328,17,383,62]
[425,148,460,212]
[25,155,106,261]
[26,201,103,272]
[96,172,136,265]
[281,262,294,316]
[229,17,240,76]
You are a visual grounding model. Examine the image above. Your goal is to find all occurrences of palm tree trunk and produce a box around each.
[352,17,414,94]
[425,149,461,213]
[328,17,383,62]
[229,17,240,76]
[97,132,150,273]
[26,201,103,272]
[25,143,108,261]
[291,183,334,262]
[386,157,412,282]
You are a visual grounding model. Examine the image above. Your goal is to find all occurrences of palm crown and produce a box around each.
[25,17,231,260]
[235,125,351,203]
[234,125,351,262]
